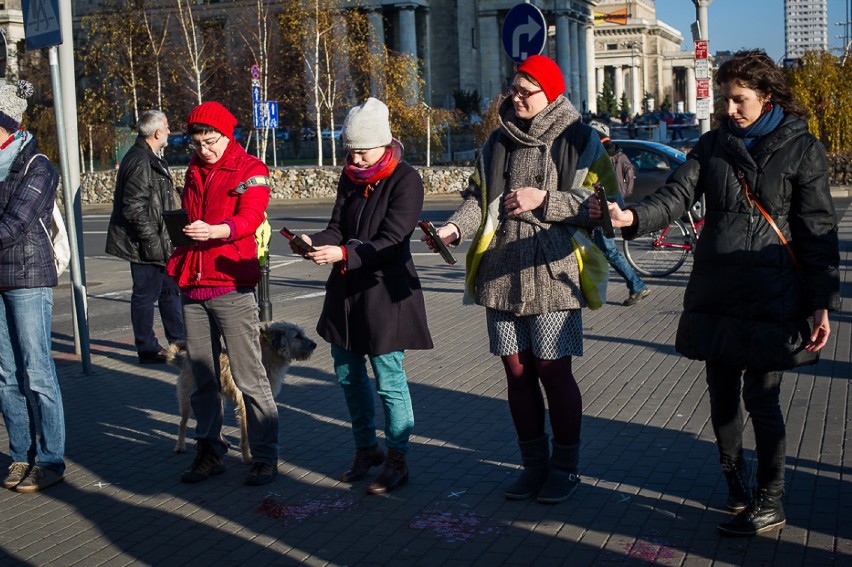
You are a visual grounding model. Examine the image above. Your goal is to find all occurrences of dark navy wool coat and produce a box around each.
[311,161,433,356]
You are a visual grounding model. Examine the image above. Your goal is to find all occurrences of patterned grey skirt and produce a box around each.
[485,307,583,359]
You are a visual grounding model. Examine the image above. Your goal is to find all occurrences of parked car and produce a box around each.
[167,133,188,147]
[615,139,706,219]
[614,139,686,203]
[320,126,343,140]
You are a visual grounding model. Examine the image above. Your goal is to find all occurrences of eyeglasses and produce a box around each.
[188,133,223,151]
[508,86,544,101]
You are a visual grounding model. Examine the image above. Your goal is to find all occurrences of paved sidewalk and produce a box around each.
[1,200,850,566]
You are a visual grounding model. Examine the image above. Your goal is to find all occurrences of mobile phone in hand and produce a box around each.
[279,226,317,255]
[594,183,615,238]
[419,221,457,265]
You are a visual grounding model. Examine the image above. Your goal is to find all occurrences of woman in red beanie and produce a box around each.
[166,101,279,487]
[425,54,618,504]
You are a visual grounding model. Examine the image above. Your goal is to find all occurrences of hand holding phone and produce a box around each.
[419,221,457,265]
[279,226,317,256]
[594,183,615,238]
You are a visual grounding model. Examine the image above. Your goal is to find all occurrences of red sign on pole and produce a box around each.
[696,78,711,99]
[694,40,708,60]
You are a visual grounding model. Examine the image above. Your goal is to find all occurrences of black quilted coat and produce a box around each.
[622,115,840,371]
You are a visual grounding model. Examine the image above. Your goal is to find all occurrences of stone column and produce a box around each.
[398,4,418,103]
[367,7,385,98]
[569,18,581,104]
[418,7,432,105]
[614,66,624,104]
[585,21,597,114]
[555,12,571,95]
[686,65,697,114]
[479,11,503,99]
[398,4,417,58]
[578,19,588,112]
[631,64,641,116]
[596,66,605,103]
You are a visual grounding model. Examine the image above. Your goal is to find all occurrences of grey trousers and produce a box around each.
[183,290,279,464]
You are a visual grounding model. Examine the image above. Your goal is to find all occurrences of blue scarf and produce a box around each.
[0,130,31,181]
[728,104,783,149]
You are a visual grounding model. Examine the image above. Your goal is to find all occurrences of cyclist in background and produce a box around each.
[588,120,650,306]
[594,50,840,537]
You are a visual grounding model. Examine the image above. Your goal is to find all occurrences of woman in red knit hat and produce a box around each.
[424,54,618,504]
[166,101,279,487]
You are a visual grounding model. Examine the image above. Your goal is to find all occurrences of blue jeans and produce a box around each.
[130,263,185,355]
[332,346,414,454]
[0,288,66,473]
[592,228,647,294]
[183,290,279,464]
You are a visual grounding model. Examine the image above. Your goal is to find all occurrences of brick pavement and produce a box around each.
[0,199,850,566]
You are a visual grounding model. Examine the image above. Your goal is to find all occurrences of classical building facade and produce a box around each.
[592,0,695,114]
[28,1,694,116]
[0,0,25,80]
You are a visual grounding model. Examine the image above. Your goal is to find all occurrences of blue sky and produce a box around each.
[653,0,850,60]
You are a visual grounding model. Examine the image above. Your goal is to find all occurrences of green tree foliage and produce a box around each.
[597,75,618,115]
[80,0,151,125]
[619,92,631,117]
[660,94,672,112]
[788,51,852,153]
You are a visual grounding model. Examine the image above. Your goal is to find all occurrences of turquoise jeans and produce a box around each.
[331,346,414,454]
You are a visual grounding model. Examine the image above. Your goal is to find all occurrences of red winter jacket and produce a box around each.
[166,141,270,289]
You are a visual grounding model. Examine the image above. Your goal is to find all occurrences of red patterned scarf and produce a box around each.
[343,140,402,195]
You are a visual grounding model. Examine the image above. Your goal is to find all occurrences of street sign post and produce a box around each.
[694,40,708,60]
[22,0,62,49]
[501,3,546,63]
[254,101,279,129]
[696,78,711,99]
[694,58,709,79]
[696,97,711,120]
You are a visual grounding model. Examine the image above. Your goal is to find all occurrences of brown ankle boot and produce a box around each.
[341,445,385,482]
[366,448,408,494]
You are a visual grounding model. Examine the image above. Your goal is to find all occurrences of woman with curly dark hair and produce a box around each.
[596,49,840,536]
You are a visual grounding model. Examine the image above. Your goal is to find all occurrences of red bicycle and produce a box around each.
[623,208,705,276]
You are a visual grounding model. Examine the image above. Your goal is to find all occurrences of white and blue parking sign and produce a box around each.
[501,3,546,63]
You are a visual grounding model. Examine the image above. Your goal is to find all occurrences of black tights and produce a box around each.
[500,349,582,445]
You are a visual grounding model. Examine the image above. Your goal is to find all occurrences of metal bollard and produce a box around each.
[258,260,272,322]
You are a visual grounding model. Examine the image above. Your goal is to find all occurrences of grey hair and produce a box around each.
[137,110,168,138]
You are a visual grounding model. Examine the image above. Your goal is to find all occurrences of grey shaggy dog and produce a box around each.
[166,321,317,464]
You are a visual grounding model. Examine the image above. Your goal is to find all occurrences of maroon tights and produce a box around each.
[500,350,581,445]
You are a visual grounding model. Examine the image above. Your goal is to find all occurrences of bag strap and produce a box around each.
[23,153,55,248]
[735,167,800,268]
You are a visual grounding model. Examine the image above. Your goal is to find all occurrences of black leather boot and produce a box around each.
[717,487,786,536]
[721,455,752,512]
[366,449,408,494]
[504,436,550,500]
[341,445,385,482]
[537,441,581,504]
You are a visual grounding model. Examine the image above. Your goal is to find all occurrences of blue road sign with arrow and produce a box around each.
[501,3,546,63]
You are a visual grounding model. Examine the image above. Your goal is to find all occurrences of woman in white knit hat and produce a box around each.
[0,80,66,493]
[288,97,433,494]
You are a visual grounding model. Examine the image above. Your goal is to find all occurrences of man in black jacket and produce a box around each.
[106,110,185,364]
